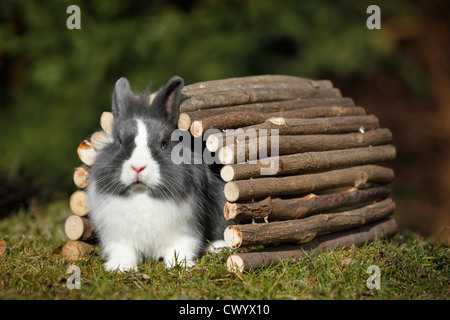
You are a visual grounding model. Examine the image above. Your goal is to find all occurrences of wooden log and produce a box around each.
[266,105,365,118]
[69,190,89,217]
[177,113,194,132]
[178,97,356,131]
[62,240,95,261]
[91,131,111,150]
[182,80,333,98]
[73,165,90,189]
[224,165,394,202]
[100,112,114,135]
[180,84,342,112]
[223,198,396,248]
[189,106,366,137]
[208,115,380,153]
[216,128,393,164]
[226,218,398,272]
[224,185,391,222]
[65,215,96,241]
[183,75,333,91]
[77,140,96,166]
[190,112,266,137]
[239,115,379,136]
[220,145,396,181]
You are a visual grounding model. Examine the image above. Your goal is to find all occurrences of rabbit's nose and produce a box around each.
[132,165,147,174]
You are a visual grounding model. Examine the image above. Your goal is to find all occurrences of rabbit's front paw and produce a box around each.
[102,243,139,272]
[164,257,196,269]
[104,260,138,272]
[206,240,229,253]
[163,244,197,269]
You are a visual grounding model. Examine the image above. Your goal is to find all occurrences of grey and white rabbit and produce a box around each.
[87,76,231,271]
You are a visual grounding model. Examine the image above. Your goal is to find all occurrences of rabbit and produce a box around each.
[86,76,232,272]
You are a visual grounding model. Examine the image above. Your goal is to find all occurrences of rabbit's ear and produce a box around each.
[112,77,133,116]
[152,76,184,126]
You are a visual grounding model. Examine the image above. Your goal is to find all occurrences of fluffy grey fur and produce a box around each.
[87,76,232,269]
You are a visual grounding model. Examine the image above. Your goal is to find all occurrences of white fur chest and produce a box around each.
[87,185,198,261]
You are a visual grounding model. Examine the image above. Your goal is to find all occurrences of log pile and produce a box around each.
[64,75,398,269]
[181,75,398,272]
[63,157,97,260]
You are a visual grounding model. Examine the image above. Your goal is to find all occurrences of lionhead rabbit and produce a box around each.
[87,76,231,271]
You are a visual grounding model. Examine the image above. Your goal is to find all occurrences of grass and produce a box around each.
[0,199,448,300]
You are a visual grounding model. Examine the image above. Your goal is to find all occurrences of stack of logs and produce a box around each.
[63,75,398,272]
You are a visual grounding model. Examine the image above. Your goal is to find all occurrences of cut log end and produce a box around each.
[64,215,95,241]
[223,202,238,221]
[100,112,114,135]
[218,146,234,165]
[190,120,204,138]
[224,225,243,249]
[224,182,240,202]
[62,241,93,261]
[77,140,96,166]
[177,113,191,131]
[220,165,235,182]
[90,131,111,151]
[69,190,89,217]
[226,255,245,273]
[65,215,84,240]
[206,134,221,152]
[73,166,89,189]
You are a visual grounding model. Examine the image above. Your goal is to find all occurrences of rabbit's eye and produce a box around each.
[118,137,123,146]
[161,140,167,150]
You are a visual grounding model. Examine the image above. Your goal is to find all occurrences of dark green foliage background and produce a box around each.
[0,0,417,194]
